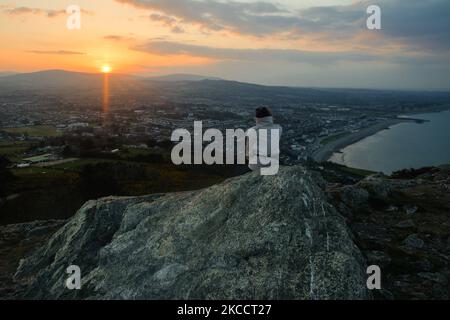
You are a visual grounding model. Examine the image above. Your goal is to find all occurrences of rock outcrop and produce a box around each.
[328,165,450,300]
[0,220,66,299]
[14,166,369,300]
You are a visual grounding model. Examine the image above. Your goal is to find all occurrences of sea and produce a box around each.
[329,110,450,174]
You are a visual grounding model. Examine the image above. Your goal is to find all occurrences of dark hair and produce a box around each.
[255,107,273,119]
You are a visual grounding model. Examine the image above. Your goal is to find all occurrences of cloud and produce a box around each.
[116,0,450,53]
[149,13,177,26]
[4,6,66,17]
[148,12,185,33]
[104,35,135,42]
[3,6,94,18]
[133,40,450,68]
[378,0,450,51]
[115,0,295,35]
[132,40,379,65]
[170,26,185,34]
[26,50,86,55]
[113,0,376,38]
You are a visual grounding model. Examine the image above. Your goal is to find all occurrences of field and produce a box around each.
[1,151,247,225]
[2,125,61,137]
[50,158,114,171]
[0,142,32,161]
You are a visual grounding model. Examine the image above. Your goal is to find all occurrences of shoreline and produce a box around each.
[312,118,413,163]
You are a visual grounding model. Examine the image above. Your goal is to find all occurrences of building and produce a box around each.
[22,154,57,164]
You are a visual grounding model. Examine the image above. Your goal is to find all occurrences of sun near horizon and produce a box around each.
[101,65,112,74]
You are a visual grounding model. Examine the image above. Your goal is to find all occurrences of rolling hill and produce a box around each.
[1,70,449,108]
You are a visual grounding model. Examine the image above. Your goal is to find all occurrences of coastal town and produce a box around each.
[1,74,450,229]
[0,80,442,171]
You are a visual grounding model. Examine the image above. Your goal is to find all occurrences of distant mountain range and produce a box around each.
[0,70,139,91]
[0,70,220,87]
[0,70,222,94]
[147,73,222,82]
[0,72,18,77]
[0,70,449,107]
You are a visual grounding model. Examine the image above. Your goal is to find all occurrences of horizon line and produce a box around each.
[1,69,450,93]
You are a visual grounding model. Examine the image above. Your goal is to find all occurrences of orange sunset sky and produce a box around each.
[1,0,449,90]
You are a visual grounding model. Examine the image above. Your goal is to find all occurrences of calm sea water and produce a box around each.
[329,110,450,174]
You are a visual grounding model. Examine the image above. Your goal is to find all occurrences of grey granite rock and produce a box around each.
[15,166,369,300]
[335,185,369,208]
[418,272,448,286]
[395,220,415,229]
[402,234,425,249]
[365,251,391,269]
[0,219,66,299]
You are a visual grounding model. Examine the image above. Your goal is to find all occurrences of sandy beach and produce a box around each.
[312,118,412,163]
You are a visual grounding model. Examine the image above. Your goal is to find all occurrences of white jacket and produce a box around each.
[246,116,282,172]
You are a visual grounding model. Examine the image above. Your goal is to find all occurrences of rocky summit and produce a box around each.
[14,166,369,300]
[328,165,450,299]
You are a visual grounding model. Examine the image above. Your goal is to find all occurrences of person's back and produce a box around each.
[246,107,282,174]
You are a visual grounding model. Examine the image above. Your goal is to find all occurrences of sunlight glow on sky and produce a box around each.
[1,0,449,90]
